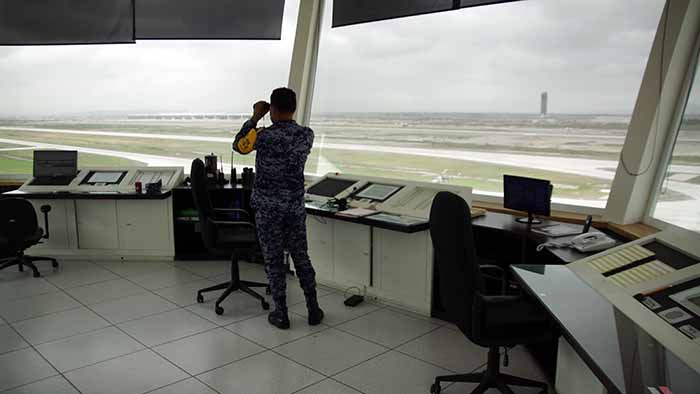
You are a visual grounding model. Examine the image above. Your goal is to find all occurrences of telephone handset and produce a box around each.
[570,232,616,253]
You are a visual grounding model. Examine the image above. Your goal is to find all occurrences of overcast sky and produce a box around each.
[0,0,670,117]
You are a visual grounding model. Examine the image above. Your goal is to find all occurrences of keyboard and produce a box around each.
[30,177,74,186]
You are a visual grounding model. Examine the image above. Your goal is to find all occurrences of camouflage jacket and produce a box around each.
[233,119,314,208]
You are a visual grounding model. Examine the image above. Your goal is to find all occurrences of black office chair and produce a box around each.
[190,159,270,315]
[0,198,59,278]
[429,192,551,394]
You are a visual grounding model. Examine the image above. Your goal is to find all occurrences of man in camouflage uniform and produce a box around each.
[233,87,323,330]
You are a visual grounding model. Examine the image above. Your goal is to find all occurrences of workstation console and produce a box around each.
[7,150,184,259]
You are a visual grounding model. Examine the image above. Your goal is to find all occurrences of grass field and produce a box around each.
[0,148,145,174]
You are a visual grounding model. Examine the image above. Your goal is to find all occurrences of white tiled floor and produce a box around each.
[0,259,549,394]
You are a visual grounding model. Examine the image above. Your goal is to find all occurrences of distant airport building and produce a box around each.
[540,92,548,116]
[127,113,246,120]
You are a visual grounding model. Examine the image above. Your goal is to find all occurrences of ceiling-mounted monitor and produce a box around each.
[333,0,521,28]
[0,0,134,45]
[135,0,285,39]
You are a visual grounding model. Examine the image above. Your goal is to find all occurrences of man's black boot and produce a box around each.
[308,307,324,326]
[268,309,290,329]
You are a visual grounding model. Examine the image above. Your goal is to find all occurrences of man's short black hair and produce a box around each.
[270,87,297,113]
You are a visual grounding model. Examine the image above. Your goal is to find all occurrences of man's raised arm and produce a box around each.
[233,101,270,155]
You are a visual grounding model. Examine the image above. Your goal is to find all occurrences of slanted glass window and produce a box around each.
[0,0,299,176]
[651,56,700,232]
[310,0,664,208]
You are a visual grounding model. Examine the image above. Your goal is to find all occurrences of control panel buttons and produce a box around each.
[641,297,662,310]
[658,307,692,324]
[679,324,700,340]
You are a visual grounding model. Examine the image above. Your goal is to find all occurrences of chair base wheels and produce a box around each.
[266,286,271,295]
[196,294,204,304]
[215,306,224,315]
[430,383,441,394]
[52,261,59,268]
[33,271,41,278]
[262,301,270,310]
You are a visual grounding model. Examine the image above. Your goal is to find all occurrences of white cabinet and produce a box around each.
[306,216,334,281]
[28,199,73,251]
[76,200,119,249]
[373,229,432,310]
[117,200,171,251]
[333,221,371,286]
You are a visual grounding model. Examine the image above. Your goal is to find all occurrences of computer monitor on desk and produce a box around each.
[503,175,552,225]
[30,150,77,186]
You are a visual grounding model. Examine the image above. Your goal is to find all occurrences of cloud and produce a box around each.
[0,0,666,116]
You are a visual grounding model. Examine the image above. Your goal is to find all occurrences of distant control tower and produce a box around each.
[540,92,548,117]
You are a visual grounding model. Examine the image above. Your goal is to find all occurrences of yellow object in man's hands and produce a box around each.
[236,127,258,155]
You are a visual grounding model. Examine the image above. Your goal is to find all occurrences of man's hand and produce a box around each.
[252,101,270,123]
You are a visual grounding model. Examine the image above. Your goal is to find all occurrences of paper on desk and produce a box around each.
[608,260,675,289]
[588,245,655,273]
[336,207,378,218]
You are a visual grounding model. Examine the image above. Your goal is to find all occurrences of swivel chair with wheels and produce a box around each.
[0,198,59,278]
[429,192,551,394]
[190,159,270,315]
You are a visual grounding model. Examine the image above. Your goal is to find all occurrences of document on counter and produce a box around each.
[366,213,427,226]
[608,260,675,289]
[336,208,378,218]
[588,245,655,274]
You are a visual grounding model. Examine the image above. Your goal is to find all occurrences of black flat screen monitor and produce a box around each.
[33,150,78,178]
[503,175,552,224]
[307,178,356,198]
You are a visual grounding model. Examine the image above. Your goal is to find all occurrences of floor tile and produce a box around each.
[127,267,204,290]
[97,261,174,277]
[65,350,188,394]
[153,279,216,307]
[90,292,178,324]
[397,326,488,373]
[44,265,119,289]
[0,348,58,391]
[275,328,386,375]
[0,277,58,301]
[3,376,79,394]
[336,308,439,347]
[118,308,217,347]
[335,350,451,394]
[237,265,271,283]
[186,291,268,325]
[12,306,110,345]
[289,292,381,326]
[227,312,327,348]
[36,326,144,372]
[0,291,80,323]
[0,324,29,354]
[173,261,228,278]
[198,351,324,394]
[154,328,264,375]
[65,278,147,305]
[149,378,217,394]
[294,379,362,394]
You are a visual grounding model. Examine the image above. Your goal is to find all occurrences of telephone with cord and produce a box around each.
[537,231,616,253]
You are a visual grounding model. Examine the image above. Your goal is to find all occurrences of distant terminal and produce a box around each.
[127,113,246,120]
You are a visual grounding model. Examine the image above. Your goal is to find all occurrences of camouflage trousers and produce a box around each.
[255,201,318,313]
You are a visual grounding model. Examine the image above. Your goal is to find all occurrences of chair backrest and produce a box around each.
[0,198,39,249]
[429,191,481,336]
[190,159,216,249]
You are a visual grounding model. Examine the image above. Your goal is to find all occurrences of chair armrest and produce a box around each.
[479,264,507,294]
[213,208,251,221]
[210,219,255,229]
[473,292,548,328]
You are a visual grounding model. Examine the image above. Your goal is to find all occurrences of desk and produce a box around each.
[512,264,700,394]
[2,189,175,259]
